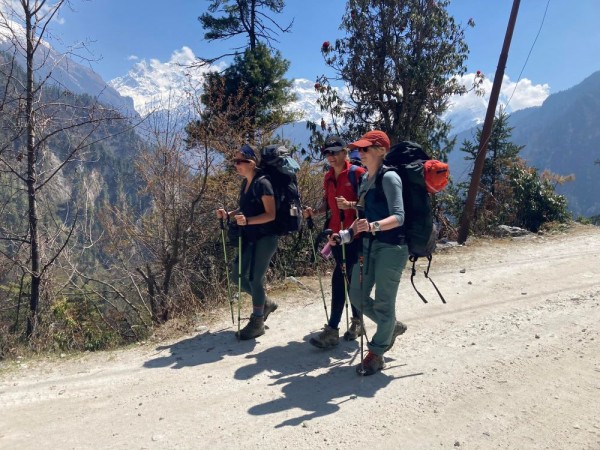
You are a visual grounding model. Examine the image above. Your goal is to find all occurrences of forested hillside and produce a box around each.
[450,71,600,218]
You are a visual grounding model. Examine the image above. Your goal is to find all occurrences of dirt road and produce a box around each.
[1,225,599,450]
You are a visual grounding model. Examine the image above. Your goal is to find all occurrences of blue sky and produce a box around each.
[53,0,600,95]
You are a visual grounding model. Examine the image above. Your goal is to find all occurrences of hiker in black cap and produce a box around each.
[216,144,279,340]
[303,136,366,348]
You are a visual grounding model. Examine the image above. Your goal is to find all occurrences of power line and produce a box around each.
[505,0,551,108]
[454,1,551,188]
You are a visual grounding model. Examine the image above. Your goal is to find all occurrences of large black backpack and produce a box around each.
[256,144,302,236]
[377,141,447,304]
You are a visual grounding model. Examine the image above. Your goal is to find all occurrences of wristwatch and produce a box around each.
[371,221,381,235]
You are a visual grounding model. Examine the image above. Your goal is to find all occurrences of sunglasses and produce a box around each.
[357,147,370,153]
[322,150,342,157]
[233,159,252,165]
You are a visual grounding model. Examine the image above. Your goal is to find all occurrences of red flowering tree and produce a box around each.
[311,0,475,159]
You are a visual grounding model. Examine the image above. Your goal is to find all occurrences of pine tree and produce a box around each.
[460,110,523,199]
[195,1,296,143]
[198,0,292,62]
[200,44,297,137]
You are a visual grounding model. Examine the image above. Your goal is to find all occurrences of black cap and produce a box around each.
[321,135,346,154]
[239,144,257,161]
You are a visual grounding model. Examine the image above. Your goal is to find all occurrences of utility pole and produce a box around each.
[457,0,521,244]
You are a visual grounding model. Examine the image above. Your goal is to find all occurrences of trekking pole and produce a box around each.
[357,254,366,375]
[237,233,242,338]
[339,210,350,334]
[306,214,329,323]
[220,217,235,324]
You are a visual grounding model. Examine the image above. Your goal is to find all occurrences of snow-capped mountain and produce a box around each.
[0,13,550,139]
[108,47,222,118]
[109,49,550,139]
[443,74,550,136]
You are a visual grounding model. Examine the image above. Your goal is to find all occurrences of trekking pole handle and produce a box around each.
[218,207,229,228]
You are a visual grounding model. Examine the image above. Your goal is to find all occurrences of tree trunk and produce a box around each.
[25,8,41,338]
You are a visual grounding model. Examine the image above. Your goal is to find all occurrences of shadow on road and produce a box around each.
[142,326,257,369]
[235,334,424,427]
[142,328,423,428]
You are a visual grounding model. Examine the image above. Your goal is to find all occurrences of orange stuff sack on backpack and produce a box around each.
[424,159,449,194]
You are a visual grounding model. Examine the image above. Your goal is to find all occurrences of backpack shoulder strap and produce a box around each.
[250,174,270,200]
[374,165,394,197]
[348,164,359,194]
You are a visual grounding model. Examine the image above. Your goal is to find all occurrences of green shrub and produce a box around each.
[509,165,571,232]
[51,297,120,352]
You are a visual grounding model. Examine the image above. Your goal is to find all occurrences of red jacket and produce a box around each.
[323,161,366,233]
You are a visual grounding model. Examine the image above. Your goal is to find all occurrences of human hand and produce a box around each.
[355,218,370,234]
[234,214,248,226]
[303,207,313,219]
[328,233,341,246]
[336,196,352,210]
[216,208,227,219]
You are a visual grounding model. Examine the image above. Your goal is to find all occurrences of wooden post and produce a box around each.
[457,0,521,244]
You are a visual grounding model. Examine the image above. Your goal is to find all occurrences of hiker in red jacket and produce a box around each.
[303,136,366,348]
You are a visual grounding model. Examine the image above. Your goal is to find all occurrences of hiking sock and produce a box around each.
[326,322,340,330]
[252,305,265,317]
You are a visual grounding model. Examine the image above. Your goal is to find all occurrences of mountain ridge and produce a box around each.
[4,26,595,217]
[449,70,600,217]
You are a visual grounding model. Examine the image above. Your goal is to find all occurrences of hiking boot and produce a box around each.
[343,317,366,341]
[263,298,278,322]
[356,351,385,376]
[385,321,408,353]
[236,314,265,340]
[309,325,339,349]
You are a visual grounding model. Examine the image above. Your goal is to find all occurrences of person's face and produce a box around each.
[323,149,346,166]
[233,151,255,175]
[357,145,381,164]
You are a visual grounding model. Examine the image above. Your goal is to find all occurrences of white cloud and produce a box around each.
[127,55,139,61]
[0,0,21,15]
[0,1,67,48]
[1,0,65,24]
[499,76,550,111]
[445,72,550,133]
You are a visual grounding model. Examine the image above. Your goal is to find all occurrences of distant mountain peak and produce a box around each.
[109,47,214,117]
[0,17,136,116]
[108,49,551,139]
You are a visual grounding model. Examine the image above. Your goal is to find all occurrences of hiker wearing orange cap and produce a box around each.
[334,130,409,376]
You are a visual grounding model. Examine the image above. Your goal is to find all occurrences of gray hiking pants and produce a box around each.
[232,234,278,308]
[349,238,409,356]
